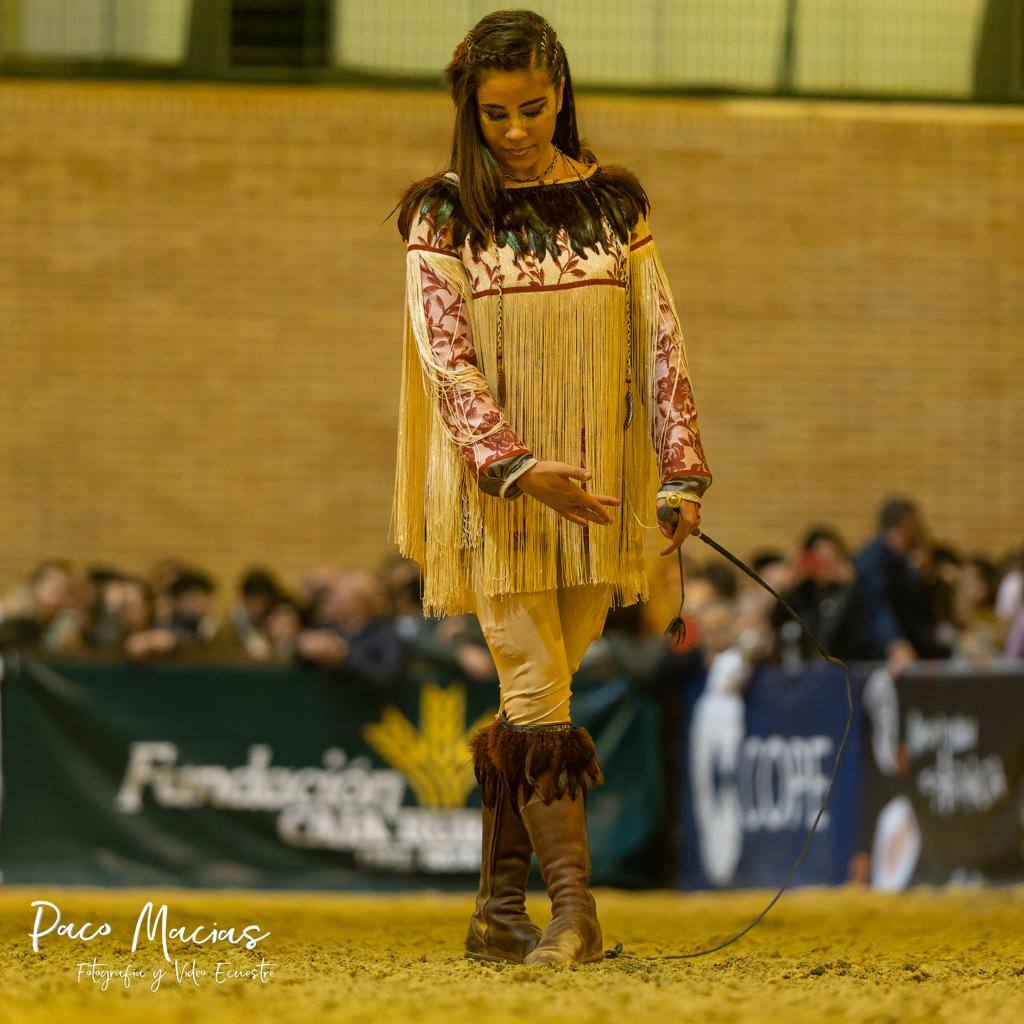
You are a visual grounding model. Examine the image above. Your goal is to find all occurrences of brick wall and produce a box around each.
[1,81,1020,608]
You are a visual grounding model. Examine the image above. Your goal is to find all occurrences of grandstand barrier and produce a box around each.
[0,652,1020,890]
[678,660,866,889]
[0,652,663,889]
[862,661,1024,890]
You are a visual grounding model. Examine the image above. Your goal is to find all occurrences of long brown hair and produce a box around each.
[392,10,596,246]
[446,10,595,240]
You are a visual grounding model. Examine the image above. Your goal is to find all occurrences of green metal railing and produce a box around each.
[0,0,1021,103]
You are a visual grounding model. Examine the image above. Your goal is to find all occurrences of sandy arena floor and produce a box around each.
[0,885,1021,1024]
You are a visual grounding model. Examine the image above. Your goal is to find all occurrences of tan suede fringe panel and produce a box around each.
[391,237,668,618]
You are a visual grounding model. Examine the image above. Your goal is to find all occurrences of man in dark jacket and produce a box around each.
[841,496,950,675]
[294,569,406,689]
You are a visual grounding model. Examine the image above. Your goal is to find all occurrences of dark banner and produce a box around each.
[678,660,864,889]
[0,653,664,889]
[865,663,1024,889]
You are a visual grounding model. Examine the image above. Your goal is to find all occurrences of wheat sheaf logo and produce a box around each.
[362,682,495,809]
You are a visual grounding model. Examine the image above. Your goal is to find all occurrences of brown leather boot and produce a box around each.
[464,721,543,963]
[519,787,604,965]
[489,713,606,966]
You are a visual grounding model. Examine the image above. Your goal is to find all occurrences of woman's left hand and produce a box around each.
[657,498,701,556]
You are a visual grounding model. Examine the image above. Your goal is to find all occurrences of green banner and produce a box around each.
[0,653,663,889]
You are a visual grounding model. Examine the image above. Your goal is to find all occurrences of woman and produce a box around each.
[390,11,712,965]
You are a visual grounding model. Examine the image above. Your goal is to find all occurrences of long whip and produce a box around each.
[603,526,855,960]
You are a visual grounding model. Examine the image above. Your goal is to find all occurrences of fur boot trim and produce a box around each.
[469,722,504,809]
[486,718,604,806]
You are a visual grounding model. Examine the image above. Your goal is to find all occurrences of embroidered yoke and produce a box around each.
[391,162,712,616]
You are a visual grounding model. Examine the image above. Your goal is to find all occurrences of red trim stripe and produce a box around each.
[472,277,625,300]
[407,243,460,257]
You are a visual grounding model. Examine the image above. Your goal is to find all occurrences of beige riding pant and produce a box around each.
[472,581,614,726]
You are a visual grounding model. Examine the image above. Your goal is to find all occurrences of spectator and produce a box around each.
[580,601,665,685]
[700,561,740,604]
[125,567,218,660]
[217,567,292,661]
[295,568,406,687]
[994,545,1023,659]
[149,556,190,627]
[382,555,498,683]
[749,549,795,598]
[167,569,219,644]
[0,559,83,653]
[82,566,126,649]
[731,587,777,664]
[922,545,963,654]
[84,572,156,654]
[263,599,303,662]
[1005,607,1024,660]
[840,496,950,676]
[662,559,739,654]
[298,565,344,620]
[953,555,1005,661]
[774,526,856,668]
[694,598,738,668]
[434,614,498,683]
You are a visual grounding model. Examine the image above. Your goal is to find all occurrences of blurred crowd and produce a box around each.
[645,495,1023,683]
[1,496,1021,686]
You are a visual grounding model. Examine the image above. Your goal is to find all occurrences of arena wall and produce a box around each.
[1,81,1020,605]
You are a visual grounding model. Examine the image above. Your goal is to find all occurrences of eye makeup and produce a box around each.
[482,100,547,121]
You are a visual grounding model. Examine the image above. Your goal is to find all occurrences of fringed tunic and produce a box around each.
[391,161,712,617]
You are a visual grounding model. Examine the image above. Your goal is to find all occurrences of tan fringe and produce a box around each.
[393,242,677,617]
[630,235,700,478]
[388,297,427,564]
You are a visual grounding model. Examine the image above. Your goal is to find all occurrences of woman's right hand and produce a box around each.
[516,461,621,527]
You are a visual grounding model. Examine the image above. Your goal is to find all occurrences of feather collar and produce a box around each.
[400,163,651,261]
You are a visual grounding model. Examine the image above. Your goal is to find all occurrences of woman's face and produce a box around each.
[475,65,564,176]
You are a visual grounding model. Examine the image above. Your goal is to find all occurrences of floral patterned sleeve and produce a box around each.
[629,213,713,494]
[405,208,532,495]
